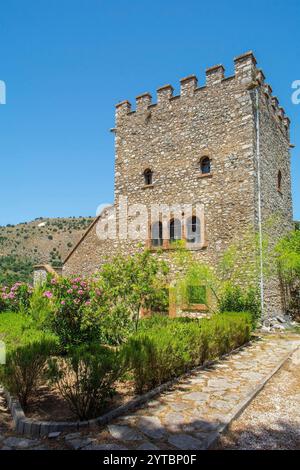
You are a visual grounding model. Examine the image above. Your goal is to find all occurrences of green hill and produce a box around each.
[0,216,94,285]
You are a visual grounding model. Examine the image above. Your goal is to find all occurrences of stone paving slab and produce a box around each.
[1,334,299,450]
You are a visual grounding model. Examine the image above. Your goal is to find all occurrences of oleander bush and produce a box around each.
[45,276,103,349]
[47,343,125,420]
[125,313,252,394]
[0,282,33,313]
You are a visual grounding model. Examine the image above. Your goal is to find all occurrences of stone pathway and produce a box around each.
[1,334,299,450]
[216,347,300,449]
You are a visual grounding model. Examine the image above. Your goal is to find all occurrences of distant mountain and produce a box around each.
[0,216,94,285]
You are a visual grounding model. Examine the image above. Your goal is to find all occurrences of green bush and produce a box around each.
[0,282,32,313]
[125,313,252,394]
[96,304,134,346]
[0,337,58,408]
[28,286,55,329]
[46,276,102,349]
[218,285,260,324]
[47,344,125,420]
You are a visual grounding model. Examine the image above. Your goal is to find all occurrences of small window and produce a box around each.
[187,285,207,304]
[151,221,163,247]
[186,216,201,244]
[200,157,211,175]
[169,218,182,243]
[144,168,153,186]
[277,170,282,192]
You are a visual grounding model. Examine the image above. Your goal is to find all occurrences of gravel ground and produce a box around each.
[216,347,300,450]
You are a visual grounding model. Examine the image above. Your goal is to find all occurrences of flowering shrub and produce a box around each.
[45,276,103,349]
[0,282,33,312]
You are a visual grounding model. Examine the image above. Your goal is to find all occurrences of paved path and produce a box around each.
[1,334,299,450]
[216,347,300,449]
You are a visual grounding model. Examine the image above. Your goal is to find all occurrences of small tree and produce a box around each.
[276,230,300,318]
[98,250,169,331]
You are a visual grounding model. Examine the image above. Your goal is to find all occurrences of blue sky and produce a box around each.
[0,0,299,225]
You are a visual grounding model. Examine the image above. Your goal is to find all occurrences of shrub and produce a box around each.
[125,313,252,394]
[96,304,134,346]
[45,276,102,349]
[98,250,169,331]
[0,282,33,313]
[28,286,55,330]
[0,294,6,313]
[276,229,300,319]
[218,285,260,324]
[0,337,58,408]
[47,344,124,420]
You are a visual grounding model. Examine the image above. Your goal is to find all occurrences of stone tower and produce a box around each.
[63,51,293,319]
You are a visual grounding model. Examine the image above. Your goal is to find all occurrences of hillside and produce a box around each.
[0,216,95,285]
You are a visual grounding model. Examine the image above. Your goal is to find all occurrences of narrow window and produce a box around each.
[151,221,163,247]
[277,170,282,192]
[186,216,201,244]
[169,218,182,243]
[144,168,153,186]
[200,157,211,175]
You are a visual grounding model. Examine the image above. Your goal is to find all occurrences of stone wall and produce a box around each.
[252,82,293,316]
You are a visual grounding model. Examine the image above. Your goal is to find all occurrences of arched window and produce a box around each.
[277,170,282,192]
[151,221,163,247]
[169,218,182,243]
[186,216,201,244]
[200,157,211,175]
[144,168,153,186]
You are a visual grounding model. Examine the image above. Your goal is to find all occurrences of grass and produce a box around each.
[0,311,57,352]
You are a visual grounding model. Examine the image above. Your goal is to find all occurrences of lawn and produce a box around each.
[0,311,57,353]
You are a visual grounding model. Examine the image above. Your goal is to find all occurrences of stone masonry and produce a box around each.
[63,51,293,318]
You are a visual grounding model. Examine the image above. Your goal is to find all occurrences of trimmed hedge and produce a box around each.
[124,312,252,394]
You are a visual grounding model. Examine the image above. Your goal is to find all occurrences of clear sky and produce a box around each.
[0,0,299,226]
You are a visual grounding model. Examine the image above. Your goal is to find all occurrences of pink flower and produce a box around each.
[61,300,65,305]
[67,289,73,294]
[85,300,91,306]
[78,290,84,295]
[51,278,57,285]
[43,291,53,299]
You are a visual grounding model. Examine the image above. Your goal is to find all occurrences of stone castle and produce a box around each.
[60,51,293,319]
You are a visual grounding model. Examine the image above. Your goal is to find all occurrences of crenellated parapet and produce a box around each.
[262,83,290,139]
[115,51,290,141]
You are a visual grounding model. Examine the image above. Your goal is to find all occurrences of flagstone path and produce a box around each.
[1,334,299,450]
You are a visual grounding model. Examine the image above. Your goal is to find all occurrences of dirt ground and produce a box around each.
[216,348,300,450]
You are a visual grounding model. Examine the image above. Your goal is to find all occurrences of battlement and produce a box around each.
[115,51,290,139]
